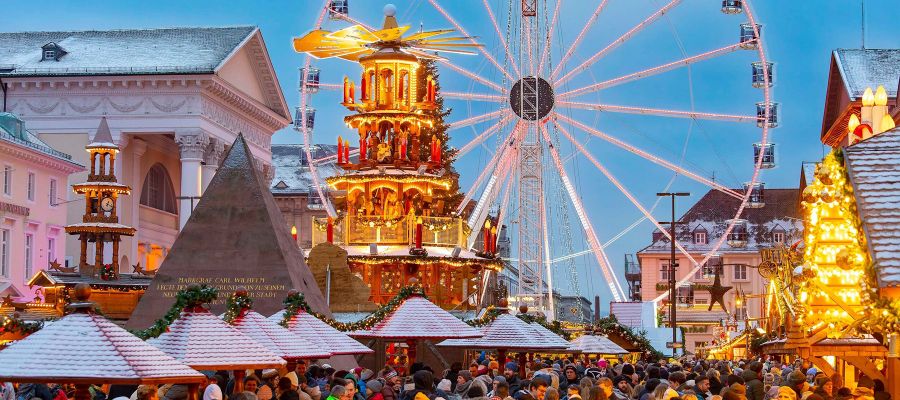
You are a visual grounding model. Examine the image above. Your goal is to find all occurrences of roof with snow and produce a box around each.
[569,335,629,355]
[0,27,257,76]
[269,309,373,355]
[348,296,482,340]
[87,117,117,149]
[844,128,900,287]
[437,313,567,351]
[0,309,204,384]
[225,309,332,360]
[638,188,802,254]
[0,112,81,166]
[527,322,572,349]
[833,49,900,100]
[147,307,286,370]
[271,144,343,195]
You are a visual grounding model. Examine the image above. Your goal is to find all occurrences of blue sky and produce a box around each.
[5,0,898,308]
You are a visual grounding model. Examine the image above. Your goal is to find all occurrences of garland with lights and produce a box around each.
[133,285,218,339]
[223,291,253,324]
[313,214,345,232]
[465,306,504,328]
[591,315,665,360]
[348,255,503,270]
[99,264,118,281]
[460,305,570,340]
[0,313,43,336]
[280,285,427,331]
[356,215,406,228]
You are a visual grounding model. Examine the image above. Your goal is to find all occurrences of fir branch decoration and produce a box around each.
[223,290,253,324]
[134,284,218,339]
[280,285,427,331]
[0,313,44,336]
[592,315,665,361]
[465,306,503,328]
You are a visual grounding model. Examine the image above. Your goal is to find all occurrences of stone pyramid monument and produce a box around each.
[127,134,330,329]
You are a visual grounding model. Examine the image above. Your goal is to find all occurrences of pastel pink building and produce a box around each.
[635,188,802,354]
[0,112,83,299]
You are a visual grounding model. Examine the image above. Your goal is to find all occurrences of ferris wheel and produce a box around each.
[294,0,776,315]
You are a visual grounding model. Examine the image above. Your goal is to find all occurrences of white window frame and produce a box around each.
[2,165,11,196]
[695,298,709,305]
[735,304,749,320]
[49,178,58,207]
[48,237,56,265]
[734,264,749,281]
[773,232,785,244]
[659,259,670,281]
[27,172,36,202]
[43,50,55,60]
[24,233,34,280]
[694,231,707,245]
[0,229,9,278]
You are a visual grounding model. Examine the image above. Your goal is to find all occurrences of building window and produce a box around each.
[48,237,56,264]
[27,172,36,201]
[735,305,748,320]
[773,232,785,243]
[694,231,707,245]
[24,233,33,280]
[140,164,177,214]
[696,298,709,305]
[660,260,670,281]
[734,264,749,280]
[49,178,58,206]
[43,50,56,60]
[3,165,11,196]
[0,229,9,277]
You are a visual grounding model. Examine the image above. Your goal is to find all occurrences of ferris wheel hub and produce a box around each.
[509,76,555,121]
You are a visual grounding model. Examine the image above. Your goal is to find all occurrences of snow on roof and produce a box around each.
[87,117,116,148]
[0,113,80,165]
[224,310,332,360]
[527,322,572,349]
[437,313,566,351]
[270,144,343,195]
[569,335,629,355]
[0,27,257,76]
[0,311,205,384]
[639,188,803,254]
[147,307,286,370]
[348,296,482,340]
[833,49,900,100]
[269,309,374,355]
[844,128,900,287]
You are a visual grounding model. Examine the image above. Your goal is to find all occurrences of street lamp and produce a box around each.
[657,191,690,357]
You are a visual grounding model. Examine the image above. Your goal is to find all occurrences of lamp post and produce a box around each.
[658,191,689,358]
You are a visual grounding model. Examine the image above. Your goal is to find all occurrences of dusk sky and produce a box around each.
[4,0,898,307]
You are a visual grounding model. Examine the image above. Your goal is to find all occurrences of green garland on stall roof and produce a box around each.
[0,314,44,336]
[592,315,665,361]
[464,306,504,328]
[279,285,427,332]
[223,291,254,324]
[133,285,218,340]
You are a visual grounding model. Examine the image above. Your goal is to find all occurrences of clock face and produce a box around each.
[100,197,115,212]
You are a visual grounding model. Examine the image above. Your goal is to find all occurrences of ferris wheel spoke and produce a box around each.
[481,0,521,78]
[330,11,376,31]
[438,60,505,93]
[537,0,564,76]
[558,101,760,123]
[556,113,744,200]
[458,121,523,215]
[539,124,626,301]
[314,148,359,163]
[553,0,683,85]
[524,18,535,77]
[457,113,516,158]
[315,83,344,91]
[442,91,507,103]
[495,149,518,236]
[549,0,610,81]
[465,137,521,246]
[427,0,516,81]
[554,120,701,267]
[558,41,751,99]
[447,109,506,132]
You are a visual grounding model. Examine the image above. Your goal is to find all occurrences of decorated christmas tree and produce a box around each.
[417,58,463,215]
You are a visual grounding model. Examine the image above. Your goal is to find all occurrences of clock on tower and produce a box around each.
[65,118,136,279]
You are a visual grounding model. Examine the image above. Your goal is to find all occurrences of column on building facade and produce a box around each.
[201,138,224,193]
[175,130,209,229]
[130,138,147,270]
[111,133,129,267]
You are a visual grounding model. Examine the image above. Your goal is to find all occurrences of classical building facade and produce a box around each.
[0,27,290,272]
[0,112,83,298]
[635,188,803,354]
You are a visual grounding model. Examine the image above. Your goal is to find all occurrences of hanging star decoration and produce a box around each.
[49,259,76,274]
[703,270,733,312]
[1,294,13,307]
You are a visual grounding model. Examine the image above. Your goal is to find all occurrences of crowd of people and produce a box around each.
[0,358,892,400]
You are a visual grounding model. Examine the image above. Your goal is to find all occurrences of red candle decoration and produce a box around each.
[490,226,498,254]
[344,145,349,163]
[415,217,423,249]
[483,220,492,253]
[291,225,298,241]
[326,217,334,243]
[360,136,367,161]
[337,137,344,163]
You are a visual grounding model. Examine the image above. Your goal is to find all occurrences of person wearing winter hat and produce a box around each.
[812,376,832,400]
[503,363,521,395]
[435,380,456,400]
[776,387,798,400]
[723,384,747,400]
[488,361,500,378]
[455,371,475,399]
[488,377,507,398]
[787,370,808,400]
[366,381,384,400]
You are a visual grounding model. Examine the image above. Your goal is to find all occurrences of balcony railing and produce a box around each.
[311,215,468,248]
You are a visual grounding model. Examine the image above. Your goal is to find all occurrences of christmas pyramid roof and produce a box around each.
[349,296,482,340]
[226,310,332,360]
[0,298,204,384]
[147,307,286,370]
[87,117,117,149]
[127,134,330,330]
[437,313,567,351]
[269,309,373,355]
[569,335,629,355]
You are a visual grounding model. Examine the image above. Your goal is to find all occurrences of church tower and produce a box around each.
[65,118,136,279]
